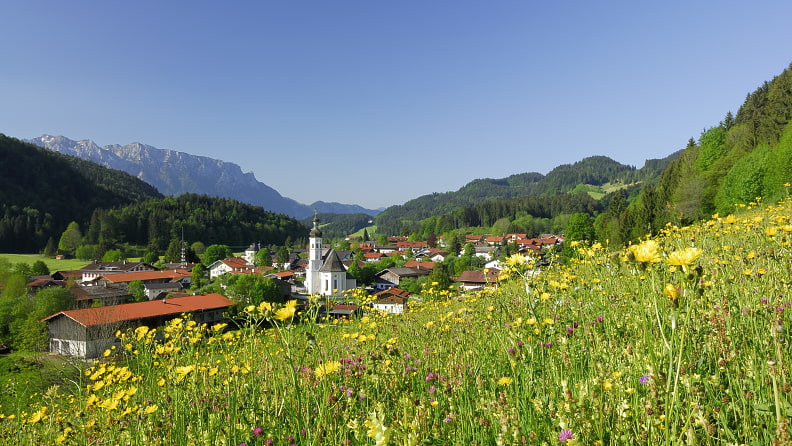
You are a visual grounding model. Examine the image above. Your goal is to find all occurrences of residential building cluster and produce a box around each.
[32,215,562,358]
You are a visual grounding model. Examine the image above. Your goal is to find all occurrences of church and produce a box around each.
[304,215,357,296]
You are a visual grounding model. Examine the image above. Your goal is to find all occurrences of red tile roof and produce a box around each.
[403,260,435,270]
[395,241,426,248]
[373,287,410,298]
[98,269,193,283]
[42,293,235,327]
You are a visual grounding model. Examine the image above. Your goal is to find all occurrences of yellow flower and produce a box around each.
[28,406,48,423]
[258,301,272,314]
[666,247,703,271]
[498,376,513,386]
[144,405,158,414]
[175,365,196,378]
[505,253,527,266]
[275,300,297,322]
[629,240,662,264]
[663,284,680,302]
[314,361,341,379]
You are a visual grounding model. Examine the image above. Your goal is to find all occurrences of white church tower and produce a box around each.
[305,214,323,295]
[304,214,357,297]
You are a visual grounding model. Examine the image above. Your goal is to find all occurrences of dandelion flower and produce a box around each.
[629,240,662,264]
[28,406,48,423]
[497,376,513,386]
[663,284,680,302]
[666,247,703,272]
[175,365,196,378]
[314,361,341,379]
[275,300,297,322]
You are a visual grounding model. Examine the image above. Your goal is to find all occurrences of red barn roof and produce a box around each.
[42,293,235,327]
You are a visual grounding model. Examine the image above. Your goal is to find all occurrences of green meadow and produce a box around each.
[2,198,791,445]
[0,254,88,273]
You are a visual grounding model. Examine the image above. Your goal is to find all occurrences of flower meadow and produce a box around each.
[3,198,792,445]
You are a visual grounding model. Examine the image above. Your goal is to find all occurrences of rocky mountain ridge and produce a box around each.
[27,135,380,219]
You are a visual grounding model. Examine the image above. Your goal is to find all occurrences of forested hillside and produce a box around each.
[0,135,308,255]
[93,194,307,253]
[376,154,679,235]
[606,62,792,244]
[0,135,163,253]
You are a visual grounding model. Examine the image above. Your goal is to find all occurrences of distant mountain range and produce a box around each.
[26,135,381,219]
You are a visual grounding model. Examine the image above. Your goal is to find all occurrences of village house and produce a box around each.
[485,236,505,246]
[394,240,427,253]
[83,268,193,288]
[70,285,130,308]
[374,267,431,290]
[26,277,65,293]
[474,245,499,261]
[42,293,235,358]
[371,287,410,314]
[317,303,362,321]
[78,261,156,283]
[244,242,264,264]
[455,269,501,291]
[403,260,435,271]
[363,252,386,262]
[207,257,264,279]
[142,282,183,300]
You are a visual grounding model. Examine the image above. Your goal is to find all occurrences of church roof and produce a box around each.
[318,250,346,273]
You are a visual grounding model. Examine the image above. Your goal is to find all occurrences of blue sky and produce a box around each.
[2,1,791,210]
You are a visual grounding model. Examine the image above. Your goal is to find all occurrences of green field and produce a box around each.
[0,253,89,272]
[5,198,791,444]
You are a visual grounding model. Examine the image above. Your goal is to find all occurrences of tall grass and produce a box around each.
[2,198,791,445]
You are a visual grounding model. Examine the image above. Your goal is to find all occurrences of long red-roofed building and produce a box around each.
[42,293,235,358]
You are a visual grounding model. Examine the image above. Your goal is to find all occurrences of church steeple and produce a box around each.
[306,212,323,295]
[309,212,322,238]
